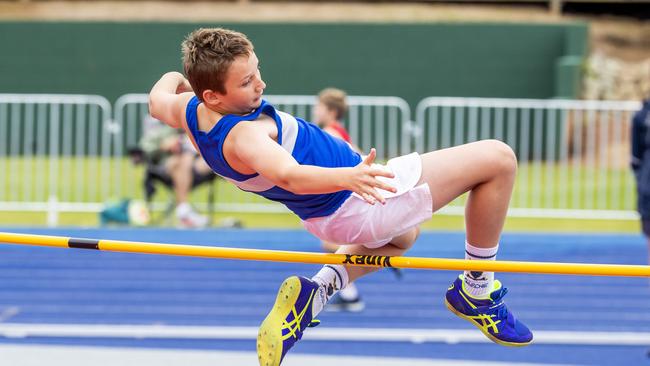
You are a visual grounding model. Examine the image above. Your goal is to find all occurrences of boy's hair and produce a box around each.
[318,88,348,120]
[182,28,254,101]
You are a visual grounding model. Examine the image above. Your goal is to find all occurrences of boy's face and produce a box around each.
[207,52,266,115]
[312,101,336,127]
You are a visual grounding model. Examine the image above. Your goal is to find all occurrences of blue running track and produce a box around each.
[0,227,649,365]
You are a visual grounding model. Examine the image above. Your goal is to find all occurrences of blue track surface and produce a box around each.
[0,227,649,365]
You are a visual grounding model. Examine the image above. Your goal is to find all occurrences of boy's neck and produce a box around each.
[204,102,255,117]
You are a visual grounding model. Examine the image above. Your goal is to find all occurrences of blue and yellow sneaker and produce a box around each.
[445,275,533,347]
[257,276,321,366]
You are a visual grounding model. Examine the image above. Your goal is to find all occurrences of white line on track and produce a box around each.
[0,344,576,366]
[0,323,648,346]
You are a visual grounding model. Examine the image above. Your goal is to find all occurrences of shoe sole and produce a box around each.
[444,298,532,347]
[257,276,302,366]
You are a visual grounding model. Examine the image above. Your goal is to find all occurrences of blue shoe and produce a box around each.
[257,276,321,366]
[445,275,533,347]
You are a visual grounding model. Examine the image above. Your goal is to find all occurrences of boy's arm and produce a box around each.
[149,72,195,129]
[232,124,397,205]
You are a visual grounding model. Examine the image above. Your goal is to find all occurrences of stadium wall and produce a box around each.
[0,21,587,105]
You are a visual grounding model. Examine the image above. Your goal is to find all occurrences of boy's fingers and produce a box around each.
[371,167,395,179]
[361,192,376,205]
[365,187,386,205]
[362,148,376,165]
[374,179,397,193]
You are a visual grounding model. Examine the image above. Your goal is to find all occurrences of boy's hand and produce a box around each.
[347,148,397,205]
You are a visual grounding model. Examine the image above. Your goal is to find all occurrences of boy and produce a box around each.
[149,28,532,366]
[313,88,353,145]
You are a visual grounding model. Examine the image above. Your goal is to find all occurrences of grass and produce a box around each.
[0,211,639,234]
[0,157,640,233]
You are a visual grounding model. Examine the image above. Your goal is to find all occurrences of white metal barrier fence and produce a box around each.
[0,94,114,225]
[0,93,642,223]
[114,93,412,213]
[415,97,642,219]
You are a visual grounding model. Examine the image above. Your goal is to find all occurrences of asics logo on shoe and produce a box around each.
[281,289,316,341]
[458,291,501,334]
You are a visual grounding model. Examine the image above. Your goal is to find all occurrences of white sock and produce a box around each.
[311,264,349,316]
[463,241,498,299]
[338,282,359,301]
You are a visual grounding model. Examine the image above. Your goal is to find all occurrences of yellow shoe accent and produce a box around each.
[444,298,532,347]
[257,276,302,366]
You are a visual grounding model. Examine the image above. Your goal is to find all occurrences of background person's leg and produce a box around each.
[166,153,208,228]
[166,153,194,205]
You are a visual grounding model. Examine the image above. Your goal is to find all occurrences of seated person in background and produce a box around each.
[312,87,364,311]
[140,115,213,228]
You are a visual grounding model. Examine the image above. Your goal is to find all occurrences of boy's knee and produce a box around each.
[391,226,420,250]
[485,139,517,176]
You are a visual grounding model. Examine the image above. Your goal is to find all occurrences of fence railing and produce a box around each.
[0,94,114,225]
[0,93,642,224]
[415,97,642,219]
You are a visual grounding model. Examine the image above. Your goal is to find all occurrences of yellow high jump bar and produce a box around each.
[0,231,649,277]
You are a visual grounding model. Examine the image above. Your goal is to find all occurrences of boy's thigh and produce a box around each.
[417,140,515,211]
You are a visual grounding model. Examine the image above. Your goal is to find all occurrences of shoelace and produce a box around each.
[480,287,515,326]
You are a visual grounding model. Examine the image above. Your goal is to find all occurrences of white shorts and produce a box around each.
[302,152,433,249]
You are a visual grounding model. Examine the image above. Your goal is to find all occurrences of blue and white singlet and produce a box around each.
[185,97,362,220]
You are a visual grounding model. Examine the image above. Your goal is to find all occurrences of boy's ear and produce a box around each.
[202,89,221,105]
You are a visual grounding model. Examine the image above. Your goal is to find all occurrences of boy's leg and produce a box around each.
[311,227,419,314]
[334,227,419,281]
[319,241,364,312]
[418,139,516,246]
[312,139,517,314]
[257,228,418,366]
[416,140,532,346]
[419,139,515,296]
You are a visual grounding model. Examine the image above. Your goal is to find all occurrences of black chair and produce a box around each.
[129,147,217,226]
